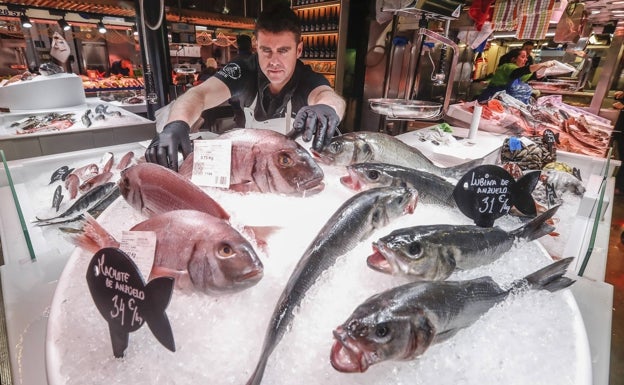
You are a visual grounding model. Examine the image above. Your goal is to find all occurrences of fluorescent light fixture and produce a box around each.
[20,14,32,28]
[58,18,71,31]
[97,21,107,34]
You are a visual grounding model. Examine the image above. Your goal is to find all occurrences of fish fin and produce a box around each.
[70,213,119,253]
[230,181,257,193]
[514,257,575,293]
[510,170,540,217]
[510,204,560,241]
[143,277,176,352]
[243,225,281,248]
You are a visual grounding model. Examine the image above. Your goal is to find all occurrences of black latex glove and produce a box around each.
[290,104,340,151]
[145,120,192,172]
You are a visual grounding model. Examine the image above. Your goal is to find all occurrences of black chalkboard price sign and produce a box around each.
[453,165,539,227]
[86,247,175,357]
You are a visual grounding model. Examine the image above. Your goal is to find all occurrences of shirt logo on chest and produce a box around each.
[218,63,242,80]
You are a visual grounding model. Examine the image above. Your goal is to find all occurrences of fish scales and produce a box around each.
[246,186,418,385]
[330,258,574,373]
[370,205,559,280]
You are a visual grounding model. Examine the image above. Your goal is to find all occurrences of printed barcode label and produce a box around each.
[191,139,232,188]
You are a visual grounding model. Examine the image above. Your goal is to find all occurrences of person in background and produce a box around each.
[146,3,345,171]
[522,41,536,65]
[110,58,133,76]
[235,34,253,58]
[198,57,218,83]
[477,48,555,104]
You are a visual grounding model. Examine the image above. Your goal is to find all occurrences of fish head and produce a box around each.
[330,299,435,372]
[313,133,374,166]
[368,228,456,280]
[118,166,143,212]
[187,232,264,294]
[340,163,400,191]
[261,145,325,195]
[364,187,418,236]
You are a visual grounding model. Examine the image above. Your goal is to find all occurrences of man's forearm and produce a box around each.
[310,85,346,119]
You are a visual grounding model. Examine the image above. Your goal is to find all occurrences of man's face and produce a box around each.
[256,30,302,93]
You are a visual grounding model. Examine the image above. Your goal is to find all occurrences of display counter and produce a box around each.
[0,129,615,384]
[0,101,154,161]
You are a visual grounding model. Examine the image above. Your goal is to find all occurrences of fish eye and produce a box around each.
[407,241,422,256]
[217,243,235,258]
[329,142,342,154]
[375,323,390,338]
[393,195,406,206]
[366,170,380,180]
[277,152,293,167]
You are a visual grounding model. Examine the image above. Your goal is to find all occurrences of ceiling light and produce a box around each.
[222,0,230,14]
[97,21,107,34]
[20,14,32,28]
[58,18,71,31]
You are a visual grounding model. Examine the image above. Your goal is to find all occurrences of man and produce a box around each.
[146,3,346,171]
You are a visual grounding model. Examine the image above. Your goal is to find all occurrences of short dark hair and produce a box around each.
[522,41,535,48]
[255,2,301,42]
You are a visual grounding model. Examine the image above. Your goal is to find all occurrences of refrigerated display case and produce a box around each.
[0,131,616,384]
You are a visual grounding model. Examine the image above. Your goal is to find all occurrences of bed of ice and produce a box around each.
[45,162,591,385]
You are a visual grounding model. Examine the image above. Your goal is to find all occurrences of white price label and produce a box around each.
[191,139,232,188]
[120,230,157,279]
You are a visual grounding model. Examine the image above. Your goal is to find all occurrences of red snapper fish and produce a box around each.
[73,211,263,294]
[118,162,230,220]
[178,128,325,196]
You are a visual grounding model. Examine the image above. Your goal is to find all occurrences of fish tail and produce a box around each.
[514,257,575,293]
[246,355,269,385]
[143,277,176,352]
[71,213,120,253]
[510,204,560,241]
[510,170,541,217]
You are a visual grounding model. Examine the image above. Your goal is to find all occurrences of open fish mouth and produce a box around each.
[339,174,362,190]
[366,245,393,274]
[294,180,325,196]
[330,327,369,373]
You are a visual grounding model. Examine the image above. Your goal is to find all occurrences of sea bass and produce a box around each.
[118,162,230,220]
[330,258,575,373]
[246,186,419,385]
[368,205,559,280]
[178,129,325,196]
[341,162,457,208]
[314,131,489,180]
[73,211,263,294]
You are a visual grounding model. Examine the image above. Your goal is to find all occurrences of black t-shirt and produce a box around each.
[214,55,329,126]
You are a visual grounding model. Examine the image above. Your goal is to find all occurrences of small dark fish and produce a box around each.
[52,185,64,212]
[95,104,107,114]
[61,168,75,182]
[49,165,70,185]
[94,114,106,121]
[330,258,575,373]
[33,182,118,226]
[38,62,64,76]
[368,205,560,280]
[81,112,92,128]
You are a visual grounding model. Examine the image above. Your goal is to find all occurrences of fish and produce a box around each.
[541,170,585,196]
[71,163,99,180]
[38,62,64,76]
[178,129,325,196]
[314,131,491,180]
[33,182,118,226]
[330,257,575,373]
[81,110,92,128]
[246,186,419,385]
[100,152,114,173]
[49,165,70,185]
[52,185,63,212]
[79,171,113,194]
[64,173,79,199]
[118,162,230,220]
[340,162,456,208]
[74,211,264,294]
[367,205,560,280]
[116,151,135,170]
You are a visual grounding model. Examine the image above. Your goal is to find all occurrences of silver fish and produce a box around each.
[315,132,491,180]
[541,170,585,196]
[330,258,575,373]
[179,129,325,196]
[246,186,419,385]
[38,62,64,76]
[368,205,559,280]
[341,162,457,207]
[33,182,118,226]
